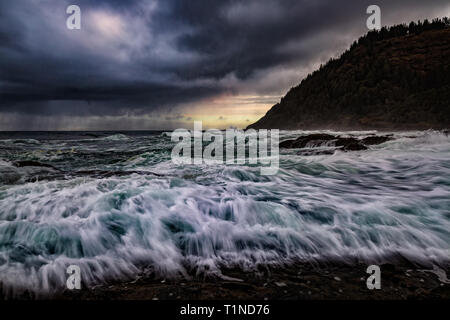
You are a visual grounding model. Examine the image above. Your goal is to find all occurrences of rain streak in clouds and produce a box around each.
[0,0,449,129]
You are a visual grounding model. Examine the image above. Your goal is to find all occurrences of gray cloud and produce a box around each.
[0,0,448,129]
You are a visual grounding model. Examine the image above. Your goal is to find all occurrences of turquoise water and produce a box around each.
[0,130,449,296]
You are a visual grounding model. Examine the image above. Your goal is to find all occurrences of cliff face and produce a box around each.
[248,20,450,130]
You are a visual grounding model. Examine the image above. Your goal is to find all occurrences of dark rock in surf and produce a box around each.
[280,134,337,149]
[361,136,393,145]
[13,161,59,170]
[280,134,367,152]
[280,133,397,155]
[334,137,367,151]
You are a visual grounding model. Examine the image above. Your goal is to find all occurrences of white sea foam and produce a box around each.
[0,130,449,296]
[101,134,131,141]
[0,139,40,145]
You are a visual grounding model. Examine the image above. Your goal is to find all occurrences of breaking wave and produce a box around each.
[0,130,449,297]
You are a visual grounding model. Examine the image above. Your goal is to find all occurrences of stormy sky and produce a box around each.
[0,0,449,130]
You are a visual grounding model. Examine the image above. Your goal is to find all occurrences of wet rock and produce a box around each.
[281,134,367,152]
[381,263,397,273]
[221,282,254,290]
[279,139,296,148]
[334,138,367,151]
[281,134,337,149]
[275,282,287,287]
[280,133,398,154]
[13,161,59,170]
[56,262,450,301]
[361,136,393,145]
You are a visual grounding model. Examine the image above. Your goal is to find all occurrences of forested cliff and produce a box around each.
[248,18,450,130]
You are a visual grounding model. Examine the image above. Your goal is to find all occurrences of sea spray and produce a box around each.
[0,130,449,296]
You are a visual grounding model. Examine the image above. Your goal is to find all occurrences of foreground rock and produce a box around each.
[58,262,450,300]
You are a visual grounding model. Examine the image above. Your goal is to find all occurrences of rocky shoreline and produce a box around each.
[59,262,450,300]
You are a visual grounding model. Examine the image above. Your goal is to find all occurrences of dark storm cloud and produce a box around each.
[0,0,448,122]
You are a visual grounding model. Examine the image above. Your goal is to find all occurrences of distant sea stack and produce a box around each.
[248,19,450,130]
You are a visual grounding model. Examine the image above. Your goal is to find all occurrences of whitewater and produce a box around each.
[0,130,449,297]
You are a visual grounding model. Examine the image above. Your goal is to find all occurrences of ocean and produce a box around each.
[0,130,449,296]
